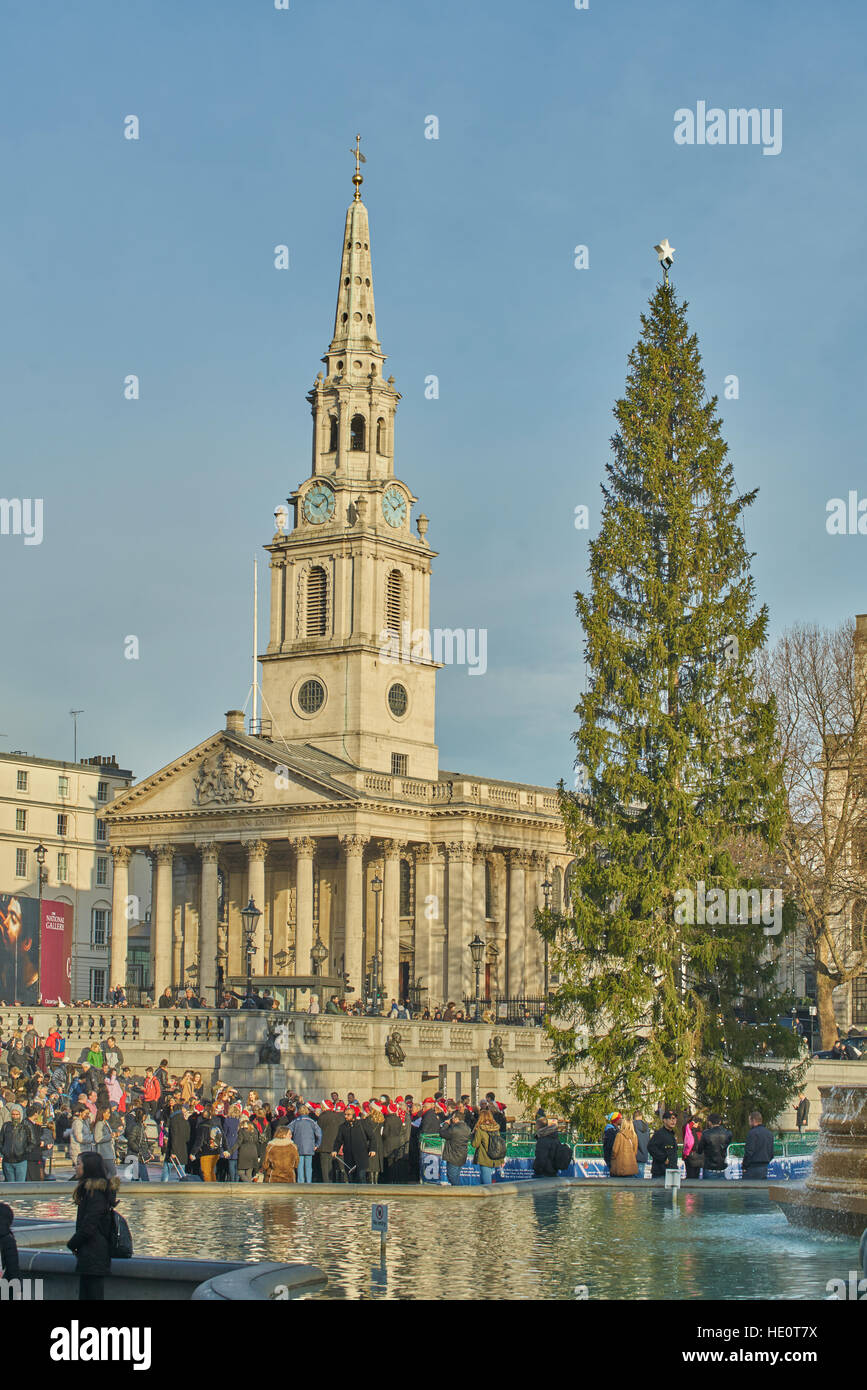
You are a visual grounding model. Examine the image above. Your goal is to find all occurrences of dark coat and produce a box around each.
[363,1117,384,1175]
[602,1122,619,1169]
[382,1113,403,1159]
[234,1125,262,1170]
[0,1211,20,1279]
[419,1109,441,1134]
[0,1118,32,1162]
[67,1178,119,1276]
[696,1124,732,1172]
[742,1124,774,1172]
[316,1109,343,1154]
[439,1118,471,1167]
[334,1119,371,1173]
[533,1125,561,1177]
[648,1126,678,1177]
[633,1118,651,1165]
[795,1098,810,1128]
[165,1111,190,1165]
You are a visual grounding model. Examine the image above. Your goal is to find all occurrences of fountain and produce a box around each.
[770,1084,867,1238]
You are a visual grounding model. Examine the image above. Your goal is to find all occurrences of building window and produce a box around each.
[386,570,402,635]
[91,908,108,948]
[58,776,69,798]
[387,682,408,718]
[376,417,385,453]
[15,808,27,831]
[391,752,408,776]
[853,975,867,1026]
[96,819,107,842]
[57,852,69,883]
[16,770,28,791]
[298,678,326,715]
[97,780,109,803]
[96,856,109,887]
[328,415,339,452]
[306,566,328,637]
[89,968,107,1003]
[57,813,68,837]
[350,414,366,451]
[485,861,493,919]
[399,858,413,917]
[15,848,27,877]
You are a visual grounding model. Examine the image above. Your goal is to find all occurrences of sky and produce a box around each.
[1,0,866,790]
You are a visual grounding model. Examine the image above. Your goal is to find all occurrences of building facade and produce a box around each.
[102,167,570,1009]
[0,751,151,1001]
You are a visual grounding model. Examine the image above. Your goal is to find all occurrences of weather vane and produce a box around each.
[654,239,675,284]
[350,133,366,200]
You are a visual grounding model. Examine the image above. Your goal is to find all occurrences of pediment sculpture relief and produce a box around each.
[193,751,262,806]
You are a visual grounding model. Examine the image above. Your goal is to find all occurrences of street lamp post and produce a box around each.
[32,842,48,1004]
[240,897,261,1007]
[311,930,328,1012]
[469,933,485,1022]
[371,871,383,1013]
[541,876,552,1003]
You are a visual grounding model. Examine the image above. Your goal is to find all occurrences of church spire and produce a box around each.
[327,136,381,362]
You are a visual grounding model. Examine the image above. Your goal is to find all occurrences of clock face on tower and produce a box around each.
[302,482,335,525]
[382,485,407,528]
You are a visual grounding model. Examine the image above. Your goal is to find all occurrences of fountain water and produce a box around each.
[770,1084,867,1238]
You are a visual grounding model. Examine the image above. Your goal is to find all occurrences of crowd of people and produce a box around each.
[597,1107,777,1179]
[1,1014,514,1186]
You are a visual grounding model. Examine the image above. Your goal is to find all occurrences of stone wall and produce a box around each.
[3,1006,860,1123]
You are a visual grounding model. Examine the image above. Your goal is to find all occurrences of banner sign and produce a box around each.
[0,893,73,1005]
[39,900,73,1005]
[418,1139,812,1186]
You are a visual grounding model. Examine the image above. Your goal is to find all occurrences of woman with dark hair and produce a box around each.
[67,1152,119,1300]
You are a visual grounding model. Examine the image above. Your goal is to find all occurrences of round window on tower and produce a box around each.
[297,678,326,715]
[387,683,409,718]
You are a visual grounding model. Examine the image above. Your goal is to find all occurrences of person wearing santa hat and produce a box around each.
[316,1099,343,1183]
[382,1101,403,1183]
[333,1104,370,1183]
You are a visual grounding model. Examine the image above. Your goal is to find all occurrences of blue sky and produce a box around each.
[1,0,865,789]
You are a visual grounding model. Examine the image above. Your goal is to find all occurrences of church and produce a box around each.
[104,155,570,1012]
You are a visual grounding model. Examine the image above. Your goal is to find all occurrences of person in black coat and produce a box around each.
[648,1111,679,1177]
[382,1107,403,1182]
[67,1152,119,1301]
[533,1120,562,1178]
[741,1110,774,1179]
[0,1202,20,1280]
[696,1113,732,1179]
[333,1111,370,1182]
[795,1095,809,1135]
[316,1106,343,1183]
[161,1103,190,1181]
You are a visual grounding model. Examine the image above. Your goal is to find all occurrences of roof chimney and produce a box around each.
[225,709,245,734]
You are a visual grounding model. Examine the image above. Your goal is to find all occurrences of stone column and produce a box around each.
[340,835,368,996]
[152,845,175,1001]
[109,846,132,993]
[506,850,528,998]
[199,843,220,1007]
[413,844,434,1003]
[527,851,547,995]
[245,840,268,973]
[473,848,489,1000]
[445,842,474,1003]
[292,836,316,989]
[382,840,403,1005]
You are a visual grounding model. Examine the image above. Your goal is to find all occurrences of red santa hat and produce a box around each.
[395,1095,404,1103]
[335,1101,346,1111]
[423,1098,435,1106]
[322,1099,333,1110]
[351,1105,361,1117]
[387,1103,398,1114]
[362,1101,371,1112]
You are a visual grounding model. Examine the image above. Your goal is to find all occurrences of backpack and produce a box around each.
[554,1141,573,1172]
[109,1209,133,1259]
[486,1131,507,1162]
[209,1126,224,1151]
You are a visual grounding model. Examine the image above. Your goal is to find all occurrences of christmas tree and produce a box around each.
[519,279,805,1138]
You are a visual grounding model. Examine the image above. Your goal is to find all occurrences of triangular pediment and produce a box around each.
[103,730,359,822]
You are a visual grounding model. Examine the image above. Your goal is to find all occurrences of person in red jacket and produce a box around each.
[142,1068,162,1119]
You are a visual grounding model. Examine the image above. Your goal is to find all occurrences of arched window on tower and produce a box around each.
[328,416,339,452]
[350,414,366,451]
[386,569,403,635]
[306,566,327,637]
[376,417,386,453]
[399,859,413,917]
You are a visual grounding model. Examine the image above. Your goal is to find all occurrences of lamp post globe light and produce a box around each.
[240,896,261,1006]
[26,842,48,1004]
[371,871,383,1012]
[469,933,485,1022]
